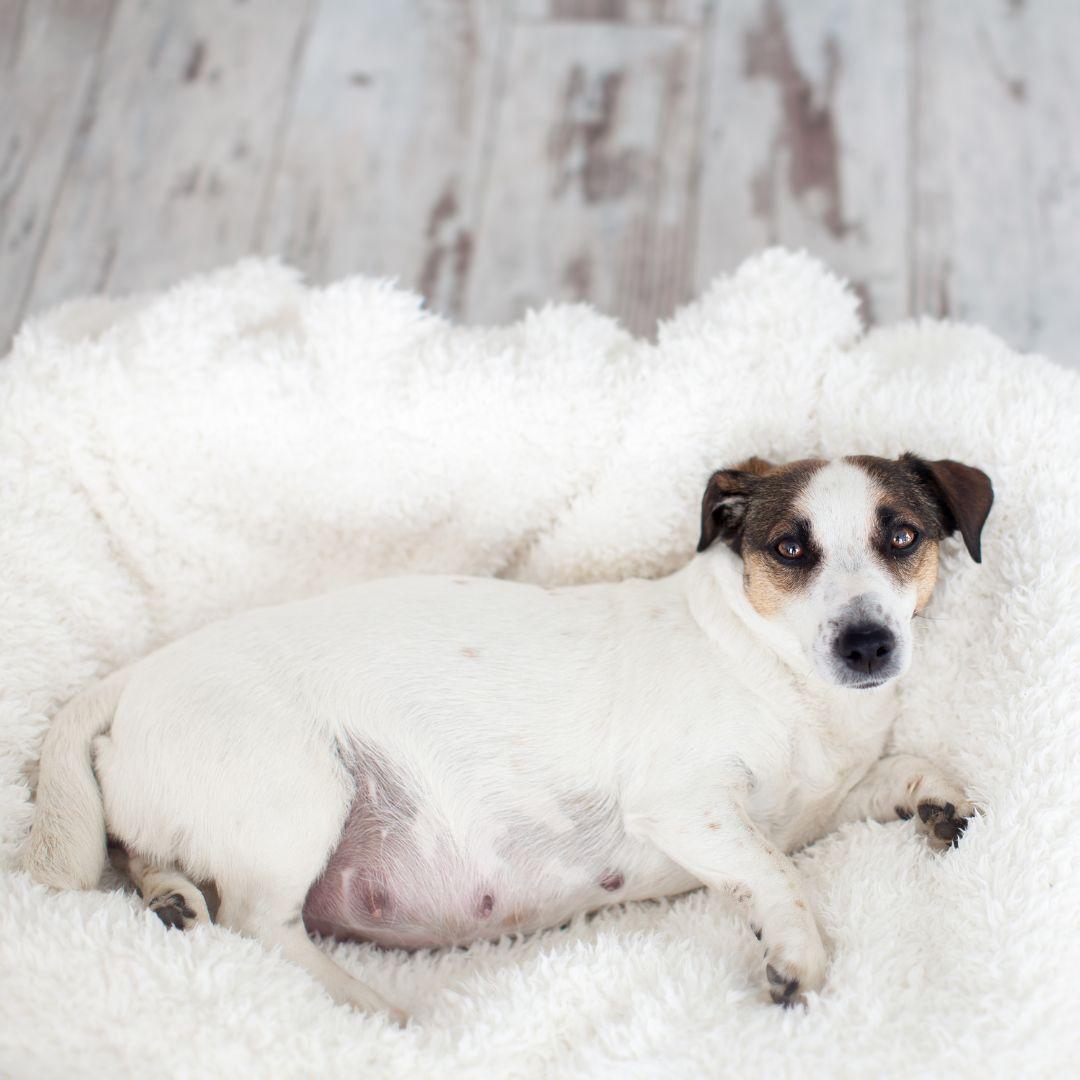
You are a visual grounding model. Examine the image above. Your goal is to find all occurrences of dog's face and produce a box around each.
[697,453,993,688]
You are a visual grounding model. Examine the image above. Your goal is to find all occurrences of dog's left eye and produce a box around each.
[890,525,919,551]
[776,538,804,560]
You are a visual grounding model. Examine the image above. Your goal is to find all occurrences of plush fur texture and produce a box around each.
[2,250,1079,1076]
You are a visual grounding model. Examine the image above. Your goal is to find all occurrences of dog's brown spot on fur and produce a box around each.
[728,885,752,906]
[847,452,991,576]
[599,872,624,892]
[461,646,479,658]
[794,899,806,909]
[478,893,494,918]
[911,542,940,611]
[501,906,536,930]
[742,551,797,618]
[734,456,778,478]
[699,457,824,555]
[702,457,827,613]
[740,458,826,539]
[706,822,721,830]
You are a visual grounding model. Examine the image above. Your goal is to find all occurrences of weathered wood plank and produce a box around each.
[23,0,314,318]
[911,0,1080,367]
[0,0,114,350]
[516,0,709,24]
[694,0,909,327]
[257,0,507,320]
[465,17,706,336]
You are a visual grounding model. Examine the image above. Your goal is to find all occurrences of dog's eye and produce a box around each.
[776,538,804,560]
[890,525,918,551]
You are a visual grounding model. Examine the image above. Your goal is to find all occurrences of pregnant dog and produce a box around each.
[26,453,992,1022]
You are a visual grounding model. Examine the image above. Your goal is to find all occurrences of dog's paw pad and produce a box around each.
[150,892,200,931]
[765,963,802,1007]
[914,800,971,850]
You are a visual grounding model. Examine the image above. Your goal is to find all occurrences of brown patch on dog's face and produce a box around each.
[700,458,827,618]
[846,454,949,611]
[696,451,992,688]
[742,550,801,618]
[910,541,939,611]
[698,457,825,559]
[847,452,992,611]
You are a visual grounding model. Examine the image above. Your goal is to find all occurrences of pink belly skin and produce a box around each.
[302,748,635,949]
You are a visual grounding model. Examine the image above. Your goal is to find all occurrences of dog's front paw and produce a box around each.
[915,799,973,849]
[760,925,827,1008]
[905,796,976,851]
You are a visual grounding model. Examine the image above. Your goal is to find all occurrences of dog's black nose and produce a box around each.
[835,623,895,675]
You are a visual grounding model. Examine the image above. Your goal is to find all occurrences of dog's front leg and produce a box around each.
[830,754,977,849]
[629,794,826,1006]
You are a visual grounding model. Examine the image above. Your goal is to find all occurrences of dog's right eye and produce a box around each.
[776,538,804,561]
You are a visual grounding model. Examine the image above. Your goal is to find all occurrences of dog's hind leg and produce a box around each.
[215,883,407,1024]
[111,846,211,931]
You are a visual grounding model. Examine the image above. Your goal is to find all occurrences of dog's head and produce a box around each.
[697,454,993,689]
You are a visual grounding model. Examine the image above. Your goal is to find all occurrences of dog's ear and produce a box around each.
[902,453,994,563]
[698,465,766,554]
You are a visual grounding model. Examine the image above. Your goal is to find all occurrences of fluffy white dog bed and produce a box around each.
[2,251,1078,1077]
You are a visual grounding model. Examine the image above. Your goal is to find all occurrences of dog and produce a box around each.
[26,452,993,1021]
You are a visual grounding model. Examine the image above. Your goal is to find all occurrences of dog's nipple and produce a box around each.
[599,872,624,892]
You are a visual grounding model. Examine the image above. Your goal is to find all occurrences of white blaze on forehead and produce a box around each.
[795,460,878,570]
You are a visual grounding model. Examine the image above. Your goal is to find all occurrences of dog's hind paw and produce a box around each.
[149,890,210,931]
[765,963,804,1008]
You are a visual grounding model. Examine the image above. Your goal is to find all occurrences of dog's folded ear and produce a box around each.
[698,463,769,554]
[902,453,994,563]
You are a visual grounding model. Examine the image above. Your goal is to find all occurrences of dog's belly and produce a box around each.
[301,753,696,949]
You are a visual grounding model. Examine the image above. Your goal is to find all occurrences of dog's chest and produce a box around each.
[744,692,893,850]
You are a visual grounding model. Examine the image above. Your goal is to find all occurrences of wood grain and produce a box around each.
[695,0,909,327]
[465,14,706,336]
[3,0,1079,368]
[258,0,508,320]
[516,0,709,23]
[911,0,1080,367]
[0,0,114,349]
[23,0,314,319]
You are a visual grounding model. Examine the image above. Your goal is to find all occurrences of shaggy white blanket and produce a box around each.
[1,251,1078,1078]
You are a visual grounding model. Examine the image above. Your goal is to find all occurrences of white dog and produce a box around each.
[26,452,993,1021]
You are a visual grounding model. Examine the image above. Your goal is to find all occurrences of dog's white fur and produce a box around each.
[27,459,977,1019]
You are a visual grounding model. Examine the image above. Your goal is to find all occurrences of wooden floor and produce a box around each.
[3,0,1079,369]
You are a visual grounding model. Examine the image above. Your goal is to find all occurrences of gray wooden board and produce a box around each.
[23,0,314,319]
[258,0,508,321]
[695,0,910,329]
[911,0,1080,370]
[0,0,115,345]
[3,0,1079,369]
[516,0,709,24]
[465,13,707,337]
